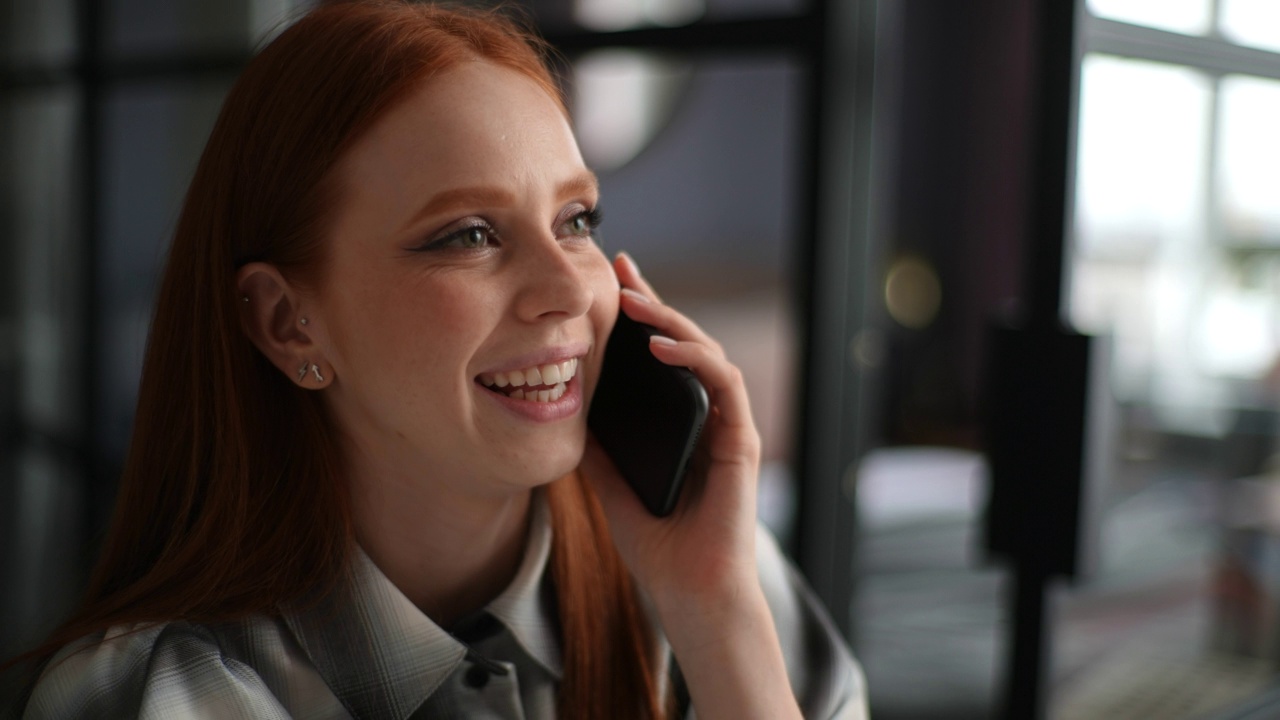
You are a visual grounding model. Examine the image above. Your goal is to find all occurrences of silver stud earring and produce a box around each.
[311,364,324,382]
[242,296,250,303]
[300,317,309,326]
[297,362,309,383]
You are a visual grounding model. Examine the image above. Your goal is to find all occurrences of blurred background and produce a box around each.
[3,0,1280,717]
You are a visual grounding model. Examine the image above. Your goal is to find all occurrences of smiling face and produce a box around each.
[310,61,618,498]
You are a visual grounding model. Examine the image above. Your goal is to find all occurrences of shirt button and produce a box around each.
[464,665,491,689]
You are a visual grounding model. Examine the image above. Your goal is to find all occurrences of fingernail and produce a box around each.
[650,335,677,347]
[620,287,650,304]
[617,251,641,277]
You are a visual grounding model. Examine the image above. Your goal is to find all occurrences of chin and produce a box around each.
[524,438,587,486]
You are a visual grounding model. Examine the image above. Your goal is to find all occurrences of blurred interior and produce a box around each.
[4,0,1280,717]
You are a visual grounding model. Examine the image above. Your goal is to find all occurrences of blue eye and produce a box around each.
[417,222,496,252]
[559,208,603,240]
[456,227,490,248]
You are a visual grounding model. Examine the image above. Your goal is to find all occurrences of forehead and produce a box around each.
[337,61,583,196]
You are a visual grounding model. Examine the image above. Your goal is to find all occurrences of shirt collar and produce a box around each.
[283,547,466,720]
[484,489,563,679]
[283,490,561,720]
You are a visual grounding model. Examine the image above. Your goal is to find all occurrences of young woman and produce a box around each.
[14,2,866,717]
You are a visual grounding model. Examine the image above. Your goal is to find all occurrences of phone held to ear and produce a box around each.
[588,310,709,517]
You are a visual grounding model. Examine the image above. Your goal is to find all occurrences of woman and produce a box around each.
[14,1,866,717]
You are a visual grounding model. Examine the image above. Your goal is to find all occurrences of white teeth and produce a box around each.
[500,382,567,403]
[541,363,562,384]
[481,357,579,395]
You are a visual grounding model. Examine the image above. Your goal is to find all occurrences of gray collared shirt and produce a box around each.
[22,496,867,719]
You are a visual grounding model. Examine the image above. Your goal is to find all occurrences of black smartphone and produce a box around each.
[588,310,709,517]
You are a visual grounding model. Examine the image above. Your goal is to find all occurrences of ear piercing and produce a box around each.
[300,317,309,326]
[297,363,325,383]
[297,361,325,383]
[242,296,250,303]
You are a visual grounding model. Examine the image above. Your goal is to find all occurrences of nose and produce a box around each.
[512,234,595,323]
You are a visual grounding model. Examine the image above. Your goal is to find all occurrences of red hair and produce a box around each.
[15,2,665,717]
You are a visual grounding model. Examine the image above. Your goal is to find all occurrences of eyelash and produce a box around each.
[564,207,604,241]
[421,221,495,252]
[413,207,603,253]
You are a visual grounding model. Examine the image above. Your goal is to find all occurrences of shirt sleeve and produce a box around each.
[23,623,292,720]
[755,525,870,720]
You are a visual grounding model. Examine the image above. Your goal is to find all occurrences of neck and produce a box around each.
[347,448,534,627]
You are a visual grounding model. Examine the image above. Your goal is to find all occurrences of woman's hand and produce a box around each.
[580,253,802,720]
[581,252,762,614]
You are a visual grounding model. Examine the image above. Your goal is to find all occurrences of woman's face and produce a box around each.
[311,61,618,495]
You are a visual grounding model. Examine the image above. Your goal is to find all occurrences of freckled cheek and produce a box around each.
[583,264,620,400]
[330,283,475,375]
[404,284,505,372]
[587,258,620,325]
[576,248,617,302]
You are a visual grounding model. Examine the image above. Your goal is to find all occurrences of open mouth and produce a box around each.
[477,358,578,403]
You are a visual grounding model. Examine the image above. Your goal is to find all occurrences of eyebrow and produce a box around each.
[402,170,601,232]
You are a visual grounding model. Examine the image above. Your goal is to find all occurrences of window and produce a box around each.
[1071,3,1280,434]
[1057,4,1280,717]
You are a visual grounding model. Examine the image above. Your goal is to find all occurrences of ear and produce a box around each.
[236,262,332,388]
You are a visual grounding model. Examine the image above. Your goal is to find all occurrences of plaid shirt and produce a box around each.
[22,496,867,719]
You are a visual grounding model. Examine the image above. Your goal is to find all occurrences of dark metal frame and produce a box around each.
[1085,14,1280,82]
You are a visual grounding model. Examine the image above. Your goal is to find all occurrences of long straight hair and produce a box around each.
[15,2,664,717]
